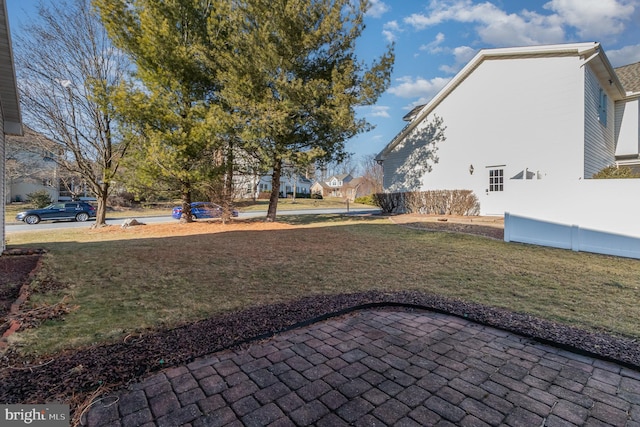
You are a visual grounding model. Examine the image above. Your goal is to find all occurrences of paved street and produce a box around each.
[85,309,640,426]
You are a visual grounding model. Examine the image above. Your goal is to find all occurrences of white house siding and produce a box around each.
[384,55,586,216]
[1,116,5,250]
[614,97,640,157]
[583,64,616,178]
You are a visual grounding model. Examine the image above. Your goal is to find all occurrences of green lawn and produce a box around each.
[6,214,640,357]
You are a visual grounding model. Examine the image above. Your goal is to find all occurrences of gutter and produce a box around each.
[581,44,627,100]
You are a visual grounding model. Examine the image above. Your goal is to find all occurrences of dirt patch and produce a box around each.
[89,218,295,237]
[389,213,504,240]
[0,254,42,319]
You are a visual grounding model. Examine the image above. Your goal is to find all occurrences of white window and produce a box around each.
[489,168,504,192]
[598,88,608,127]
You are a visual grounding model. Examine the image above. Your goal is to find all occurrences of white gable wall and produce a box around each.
[384,55,587,215]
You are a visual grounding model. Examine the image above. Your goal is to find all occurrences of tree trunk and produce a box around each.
[292,173,297,203]
[180,181,193,223]
[266,159,282,222]
[94,182,109,227]
[221,145,234,224]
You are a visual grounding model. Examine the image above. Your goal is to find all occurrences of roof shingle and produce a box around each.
[615,61,640,93]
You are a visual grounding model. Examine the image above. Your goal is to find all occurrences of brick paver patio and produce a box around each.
[85,309,640,426]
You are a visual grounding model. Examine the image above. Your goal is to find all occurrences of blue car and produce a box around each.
[16,202,96,225]
[172,202,239,220]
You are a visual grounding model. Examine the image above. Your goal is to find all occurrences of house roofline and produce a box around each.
[376,42,603,162]
[0,0,21,135]
[581,45,627,100]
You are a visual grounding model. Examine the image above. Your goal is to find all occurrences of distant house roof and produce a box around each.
[312,181,331,189]
[344,177,363,188]
[615,61,640,94]
[6,126,58,149]
[329,173,353,182]
[0,1,21,135]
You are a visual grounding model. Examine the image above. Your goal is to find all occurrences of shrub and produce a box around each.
[372,192,403,213]
[287,192,311,198]
[310,193,323,199]
[373,190,479,215]
[593,165,640,179]
[354,195,376,206]
[26,190,53,208]
[108,191,137,207]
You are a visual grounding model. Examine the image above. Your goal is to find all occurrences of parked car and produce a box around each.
[16,202,96,224]
[171,202,239,220]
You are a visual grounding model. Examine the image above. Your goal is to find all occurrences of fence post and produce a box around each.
[504,212,511,242]
[570,225,581,252]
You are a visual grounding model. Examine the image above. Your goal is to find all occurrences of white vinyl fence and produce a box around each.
[504,213,640,259]
[502,179,640,260]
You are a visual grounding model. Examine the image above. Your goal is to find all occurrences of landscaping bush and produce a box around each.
[310,193,323,199]
[354,194,376,206]
[26,190,53,208]
[593,165,640,179]
[374,190,479,215]
[108,191,137,207]
[286,192,311,199]
[372,192,403,213]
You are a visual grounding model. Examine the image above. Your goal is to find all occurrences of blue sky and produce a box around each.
[7,0,640,163]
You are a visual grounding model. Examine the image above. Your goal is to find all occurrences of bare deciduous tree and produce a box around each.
[360,154,384,194]
[14,0,131,226]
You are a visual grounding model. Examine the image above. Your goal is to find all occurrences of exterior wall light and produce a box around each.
[469,164,474,175]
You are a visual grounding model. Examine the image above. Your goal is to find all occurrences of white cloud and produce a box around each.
[382,20,401,43]
[403,0,566,46]
[439,45,477,73]
[370,106,391,118]
[404,1,506,29]
[419,32,446,53]
[388,76,451,101]
[366,0,390,18]
[403,0,639,47]
[606,44,640,67]
[543,0,636,39]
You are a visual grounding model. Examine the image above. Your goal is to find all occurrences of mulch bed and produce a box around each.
[1,218,639,422]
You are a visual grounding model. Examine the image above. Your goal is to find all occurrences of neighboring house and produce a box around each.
[613,60,640,173]
[376,42,640,258]
[311,173,353,198]
[6,126,61,203]
[311,173,376,200]
[239,172,313,199]
[1,0,23,252]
